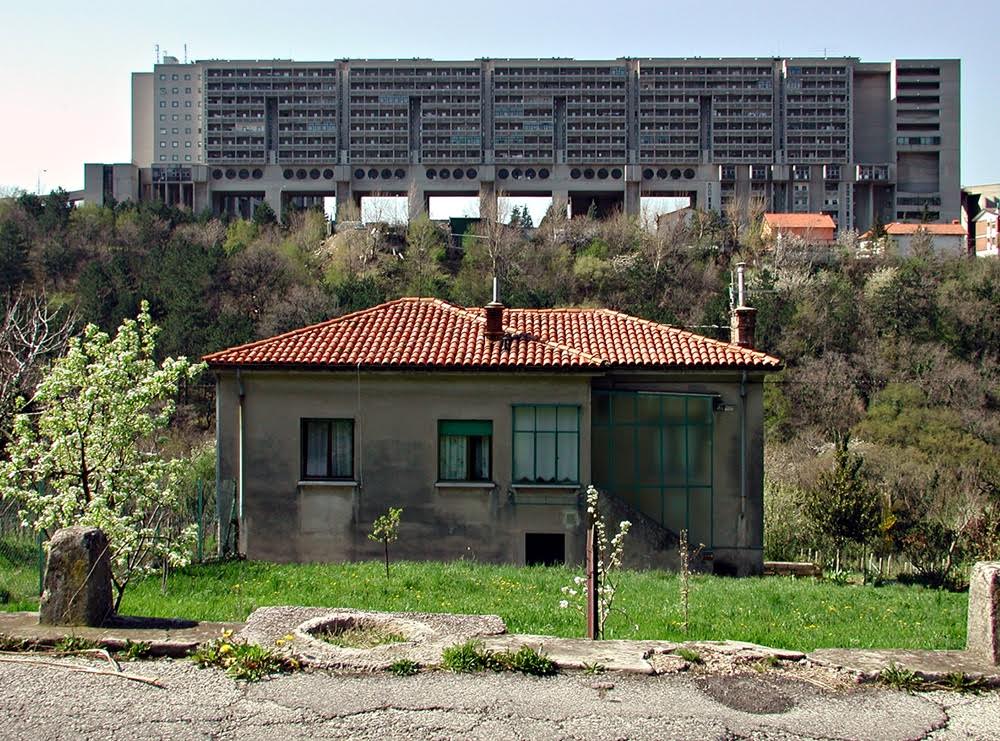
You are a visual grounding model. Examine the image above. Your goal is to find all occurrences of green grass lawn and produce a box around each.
[87,559,970,652]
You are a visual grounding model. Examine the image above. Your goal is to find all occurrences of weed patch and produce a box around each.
[191,632,300,682]
[441,640,556,676]
[388,659,421,676]
[316,623,407,649]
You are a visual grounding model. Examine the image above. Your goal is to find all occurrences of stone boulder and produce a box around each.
[39,526,114,627]
[966,561,1000,665]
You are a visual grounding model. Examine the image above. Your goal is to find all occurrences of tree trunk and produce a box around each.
[383,539,389,578]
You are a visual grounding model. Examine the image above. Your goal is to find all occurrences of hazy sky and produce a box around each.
[2,0,994,195]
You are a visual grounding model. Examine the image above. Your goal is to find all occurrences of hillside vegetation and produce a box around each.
[0,190,997,583]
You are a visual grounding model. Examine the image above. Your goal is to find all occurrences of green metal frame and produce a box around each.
[437,419,494,482]
[592,390,715,547]
[510,404,581,485]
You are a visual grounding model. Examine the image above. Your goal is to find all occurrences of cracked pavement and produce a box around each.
[0,658,997,740]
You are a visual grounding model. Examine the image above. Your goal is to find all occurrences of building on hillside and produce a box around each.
[761,213,837,244]
[75,55,960,232]
[961,183,1000,253]
[972,208,999,257]
[861,221,967,256]
[204,295,781,576]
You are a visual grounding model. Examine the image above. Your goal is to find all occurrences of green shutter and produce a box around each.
[439,420,493,437]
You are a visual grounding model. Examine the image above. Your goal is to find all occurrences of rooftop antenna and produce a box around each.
[155,43,160,64]
[184,43,188,64]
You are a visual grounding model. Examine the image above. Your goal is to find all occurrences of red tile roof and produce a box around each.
[204,298,781,372]
[763,213,837,230]
[884,222,966,236]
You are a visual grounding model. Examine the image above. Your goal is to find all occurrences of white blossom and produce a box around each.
[0,303,204,610]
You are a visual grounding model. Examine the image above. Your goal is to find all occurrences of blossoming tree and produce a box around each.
[0,302,205,610]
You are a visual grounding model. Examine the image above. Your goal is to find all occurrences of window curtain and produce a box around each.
[305,421,329,477]
[471,436,490,480]
[440,435,467,480]
[331,420,353,477]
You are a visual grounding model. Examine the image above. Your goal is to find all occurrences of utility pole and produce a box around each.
[36,169,47,196]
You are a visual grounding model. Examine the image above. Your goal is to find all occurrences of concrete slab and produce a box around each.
[809,648,1000,685]
[0,611,243,657]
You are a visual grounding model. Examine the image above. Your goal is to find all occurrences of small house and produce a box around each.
[204,295,781,575]
[761,213,837,245]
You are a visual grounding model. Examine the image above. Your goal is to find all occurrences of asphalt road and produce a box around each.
[0,658,997,740]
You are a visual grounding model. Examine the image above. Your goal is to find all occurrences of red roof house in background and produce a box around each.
[761,213,837,244]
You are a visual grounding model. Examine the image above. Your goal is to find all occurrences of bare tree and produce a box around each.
[476,189,520,288]
[0,291,75,439]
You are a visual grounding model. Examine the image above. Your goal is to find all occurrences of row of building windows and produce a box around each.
[301,405,581,486]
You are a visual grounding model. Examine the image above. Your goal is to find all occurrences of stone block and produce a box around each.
[39,526,114,627]
[966,561,1000,665]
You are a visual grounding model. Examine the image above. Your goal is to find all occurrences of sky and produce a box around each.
[1,0,994,202]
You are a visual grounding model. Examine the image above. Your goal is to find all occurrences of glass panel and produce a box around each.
[440,435,467,480]
[513,406,535,432]
[687,426,712,486]
[636,394,661,426]
[536,406,558,432]
[557,406,578,432]
[637,429,661,485]
[535,432,557,481]
[616,485,640,512]
[593,392,611,425]
[664,489,687,534]
[612,393,635,423]
[639,487,664,526]
[689,396,714,426]
[662,426,686,485]
[331,420,353,477]
[663,396,686,425]
[592,427,610,486]
[513,432,535,481]
[612,427,635,486]
[305,421,328,477]
[688,487,712,548]
[471,435,490,480]
[556,432,578,482]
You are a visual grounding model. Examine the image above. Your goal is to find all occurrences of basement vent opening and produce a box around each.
[525,533,565,566]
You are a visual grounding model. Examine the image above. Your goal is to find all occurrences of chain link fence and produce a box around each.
[0,480,221,607]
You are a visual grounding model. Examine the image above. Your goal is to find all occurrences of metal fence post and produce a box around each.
[586,523,599,640]
[36,530,45,597]
[196,479,204,563]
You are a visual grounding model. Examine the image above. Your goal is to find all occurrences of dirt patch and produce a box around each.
[696,674,805,714]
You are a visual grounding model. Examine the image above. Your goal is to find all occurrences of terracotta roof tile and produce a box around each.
[884,222,967,236]
[203,298,782,372]
[763,213,837,230]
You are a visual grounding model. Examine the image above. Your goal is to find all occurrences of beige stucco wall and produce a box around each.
[215,368,766,575]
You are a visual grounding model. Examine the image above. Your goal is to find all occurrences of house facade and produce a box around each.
[973,209,999,258]
[205,298,781,575]
[761,213,837,244]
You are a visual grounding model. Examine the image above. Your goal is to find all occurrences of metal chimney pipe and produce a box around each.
[736,262,746,307]
[492,276,499,303]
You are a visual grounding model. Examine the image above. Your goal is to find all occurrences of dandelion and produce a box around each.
[559,600,569,609]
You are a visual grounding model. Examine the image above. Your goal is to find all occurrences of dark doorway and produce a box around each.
[525,533,565,566]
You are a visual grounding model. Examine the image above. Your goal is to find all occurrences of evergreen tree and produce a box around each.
[802,435,881,579]
[520,208,534,229]
[509,205,522,227]
[253,201,277,226]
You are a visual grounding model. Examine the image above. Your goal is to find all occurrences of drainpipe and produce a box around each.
[739,369,748,518]
[237,368,245,555]
[214,372,222,556]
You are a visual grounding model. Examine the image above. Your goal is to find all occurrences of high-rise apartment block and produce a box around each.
[80,55,960,230]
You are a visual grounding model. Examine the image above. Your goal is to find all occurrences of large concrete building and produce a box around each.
[80,55,961,231]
